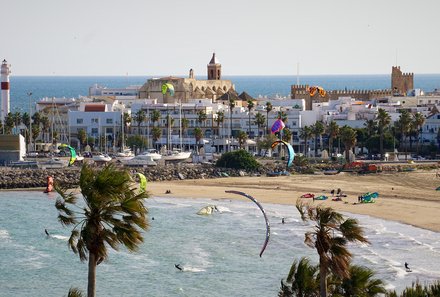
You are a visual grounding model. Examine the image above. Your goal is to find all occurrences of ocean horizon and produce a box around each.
[7,74,440,113]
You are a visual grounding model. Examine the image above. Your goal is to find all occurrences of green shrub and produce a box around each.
[215,150,260,171]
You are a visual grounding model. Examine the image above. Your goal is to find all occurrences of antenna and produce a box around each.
[296,62,300,86]
[395,48,398,66]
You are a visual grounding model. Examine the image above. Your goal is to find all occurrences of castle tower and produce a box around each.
[391,66,414,96]
[1,59,11,122]
[207,53,221,80]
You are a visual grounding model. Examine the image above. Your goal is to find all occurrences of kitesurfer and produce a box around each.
[282,218,285,224]
[175,264,183,271]
[405,262,411,271]
[45,229,50,237]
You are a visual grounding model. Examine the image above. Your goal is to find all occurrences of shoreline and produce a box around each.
[146,171,440,232]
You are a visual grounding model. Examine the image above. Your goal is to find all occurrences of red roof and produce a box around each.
[85,104,105,112]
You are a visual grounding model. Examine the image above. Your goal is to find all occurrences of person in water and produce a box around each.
[175,264,183,271]
[405,262,411,271]
[45,229,50,237]
[281,218,285,224]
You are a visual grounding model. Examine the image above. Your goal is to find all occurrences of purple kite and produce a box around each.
[271,119,285,134]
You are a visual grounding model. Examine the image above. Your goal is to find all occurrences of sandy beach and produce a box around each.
[148,170,440,232]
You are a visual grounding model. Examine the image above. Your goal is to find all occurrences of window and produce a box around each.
[76,118,83,124]
[91,128,98,134]
[91,118,99,124]
[106,118,113,124]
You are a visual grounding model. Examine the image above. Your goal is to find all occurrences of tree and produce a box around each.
[134,110,146,135]
[123,112,132,134]
[412,112,425,154]
[296,201,369,297]
[237,130,248,149]
[265,102,273,135]
[340,126,357,162]
[279,257,319,297]
[247,100,255,137]
[311,121,325,157]
[376,109,391,160]
[55,164,149,297]
[326,121,339,157]
[78,129,87,150]
[254,112,266,138]
[299,126,313,156]
[398,110,412,159]
[13,111,22,133]
[150,110,161,127]
[5,113,14,134]
[197,110,207,128]
[229,97,236,146]
[181,117,189,138]
[282,127,292,143]
[194,127,203,153]
[331,265,386,297]
[215,111,225,137]
[151,126,161,149]
[40,116,50,142]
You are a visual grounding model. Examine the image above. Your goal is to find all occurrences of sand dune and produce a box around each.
[148,170,440,232]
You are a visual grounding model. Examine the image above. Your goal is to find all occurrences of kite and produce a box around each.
[271,118,285,134]
[161,83,175,96]
[225,190,270,257]
[308,86,326,97]
[59,144,77,166]
[137,173,147,193]
[271,140,295,169]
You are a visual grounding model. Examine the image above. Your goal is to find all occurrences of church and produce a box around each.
[138,53,235,103]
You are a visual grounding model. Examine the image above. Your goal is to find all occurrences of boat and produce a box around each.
[38,158,69,169]
[92,153,112,162]
[138,149,162,161]
[10,160,39,169]
[323,169,340,175]
[162,150,191,162]
[266,171,290,177]
[120,154,157,167]
[115,149,135,162]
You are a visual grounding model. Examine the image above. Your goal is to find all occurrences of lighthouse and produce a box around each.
[1,59,11,122]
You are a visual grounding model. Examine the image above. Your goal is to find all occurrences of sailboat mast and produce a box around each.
[179,99,182,150]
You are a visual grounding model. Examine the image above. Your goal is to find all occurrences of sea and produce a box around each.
[8,74,440,113]
[1,191,440,296]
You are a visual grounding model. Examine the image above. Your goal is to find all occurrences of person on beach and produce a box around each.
[45,229,50,237]
[175,264,183,271]
[330,189,335,196]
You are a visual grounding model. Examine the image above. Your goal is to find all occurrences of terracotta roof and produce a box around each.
[85,104,105,112]
[238,91,254,101]
[218,90,240,101]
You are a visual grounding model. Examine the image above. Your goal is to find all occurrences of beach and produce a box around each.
[148,170,440,232]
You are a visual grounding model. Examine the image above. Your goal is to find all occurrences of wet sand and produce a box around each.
[147,171,440,232]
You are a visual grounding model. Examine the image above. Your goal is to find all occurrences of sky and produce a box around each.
[1,0,439,76]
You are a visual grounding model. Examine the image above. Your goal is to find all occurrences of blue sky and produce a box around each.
[2,0,439,76]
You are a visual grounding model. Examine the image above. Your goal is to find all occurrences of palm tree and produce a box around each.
[181,117,189,138]
[22,112,30,144]
[398,110,412,159]
[340,126,357,162]
[246,100,255,137]
[376,109,391,160]
[237,130,248,149]
[326,121,339,157]
[312,121,325,157]
[5,112,14,134]
[197,110,207,128]
[41,116,50,142]
[282,127,292,143]
[78,129,87,151]
[412,112,425,154]
[331,265,386,297]
[134,110,146,135]
[55,164,149,297]
[194,127,203,153]
[265,102,273,135]
[123,112,131,134]
[279,257,319,297]
[150,110,161,127]
[12,111,21,134]
[215,111,225,138]
[299,126,313,156]
[229,97,236,148]
[67,287,85,297]
[296,200,369,297]
[151,126,161,149]
[254,112,265,138]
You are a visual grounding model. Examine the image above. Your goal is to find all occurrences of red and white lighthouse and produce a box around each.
[1,59,11,122]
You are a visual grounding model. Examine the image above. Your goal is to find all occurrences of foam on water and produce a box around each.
[1,192,440,296]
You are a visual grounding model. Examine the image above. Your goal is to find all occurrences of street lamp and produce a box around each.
[27,92,33,152]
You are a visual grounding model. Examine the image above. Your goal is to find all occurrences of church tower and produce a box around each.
[207,53,221,80]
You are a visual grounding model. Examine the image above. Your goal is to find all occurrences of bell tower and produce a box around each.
[207,52,221,80]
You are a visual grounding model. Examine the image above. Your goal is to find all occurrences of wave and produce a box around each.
[51,234,69,241]
[0,229,10,240]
